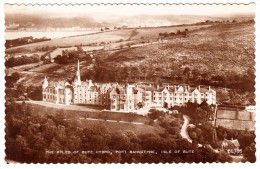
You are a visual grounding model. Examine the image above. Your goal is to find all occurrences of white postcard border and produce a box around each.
[0,0,259,169]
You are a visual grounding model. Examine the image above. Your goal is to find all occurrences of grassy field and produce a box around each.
[6,24,211,53]
[79,120,163,135]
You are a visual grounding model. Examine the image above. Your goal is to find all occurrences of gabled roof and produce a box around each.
[156,87,165,92]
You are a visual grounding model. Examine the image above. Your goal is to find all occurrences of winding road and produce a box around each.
[180,115,192,143]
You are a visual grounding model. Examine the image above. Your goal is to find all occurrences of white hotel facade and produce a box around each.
[42,61,216,112]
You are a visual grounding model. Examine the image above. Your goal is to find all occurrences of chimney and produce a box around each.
[198,85,201,91]
[167,85,170,90]
[209,86,211,91]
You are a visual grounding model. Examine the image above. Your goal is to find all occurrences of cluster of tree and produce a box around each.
[172,101,214,124]
[5,72,20,88]
[6,36,51,49]
[148,109,183,136]
[5,101,232,163]
[81,55,145,83]
[187,123,218,148]
[216,126,256,162]
[5,83,42,102]
[158,29,188,38]
[5,54,40,68]
[54,46,87,64]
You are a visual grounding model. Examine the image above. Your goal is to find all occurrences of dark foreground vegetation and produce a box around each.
[173,101,256,162]
[6,100,236,163]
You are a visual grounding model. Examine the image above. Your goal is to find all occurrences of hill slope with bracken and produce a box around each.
[105,21,254,80]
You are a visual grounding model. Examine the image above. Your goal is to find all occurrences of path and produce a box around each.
[26,100,102,112]
[78,117,144,125]
[180,115,192,143]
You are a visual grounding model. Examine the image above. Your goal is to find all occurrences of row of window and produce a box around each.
[153,92,214,97]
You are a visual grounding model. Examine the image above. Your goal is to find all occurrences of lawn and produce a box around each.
[79,120,164,135]
[24,101,163,136]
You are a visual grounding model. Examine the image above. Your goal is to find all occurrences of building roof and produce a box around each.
[156,87,165,92]
[48,80,70,88]
[222,139,240,149]
[116,87,126,94]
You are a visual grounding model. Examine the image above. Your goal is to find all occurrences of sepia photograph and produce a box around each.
[3,2,256,164]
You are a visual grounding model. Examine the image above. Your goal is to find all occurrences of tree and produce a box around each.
[243,143,256,162]
[217,150,232,162]
[183,67,191,78]
[11,72,20,82]
[148,109,165,120]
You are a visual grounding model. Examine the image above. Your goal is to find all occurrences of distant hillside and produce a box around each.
[6,13,253,30]
[5,14,101,28]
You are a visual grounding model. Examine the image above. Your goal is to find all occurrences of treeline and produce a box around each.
[84,55,255,94]
[159,29,189,38]
[6,101,232,163]
[6,45,57,55]
[5,54,40,67]
[6,36,51,49]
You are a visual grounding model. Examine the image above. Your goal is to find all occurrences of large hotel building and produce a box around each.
[42,61,216,112]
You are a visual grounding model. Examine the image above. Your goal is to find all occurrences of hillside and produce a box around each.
[5,21,255,105]
[105,21,254,77]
